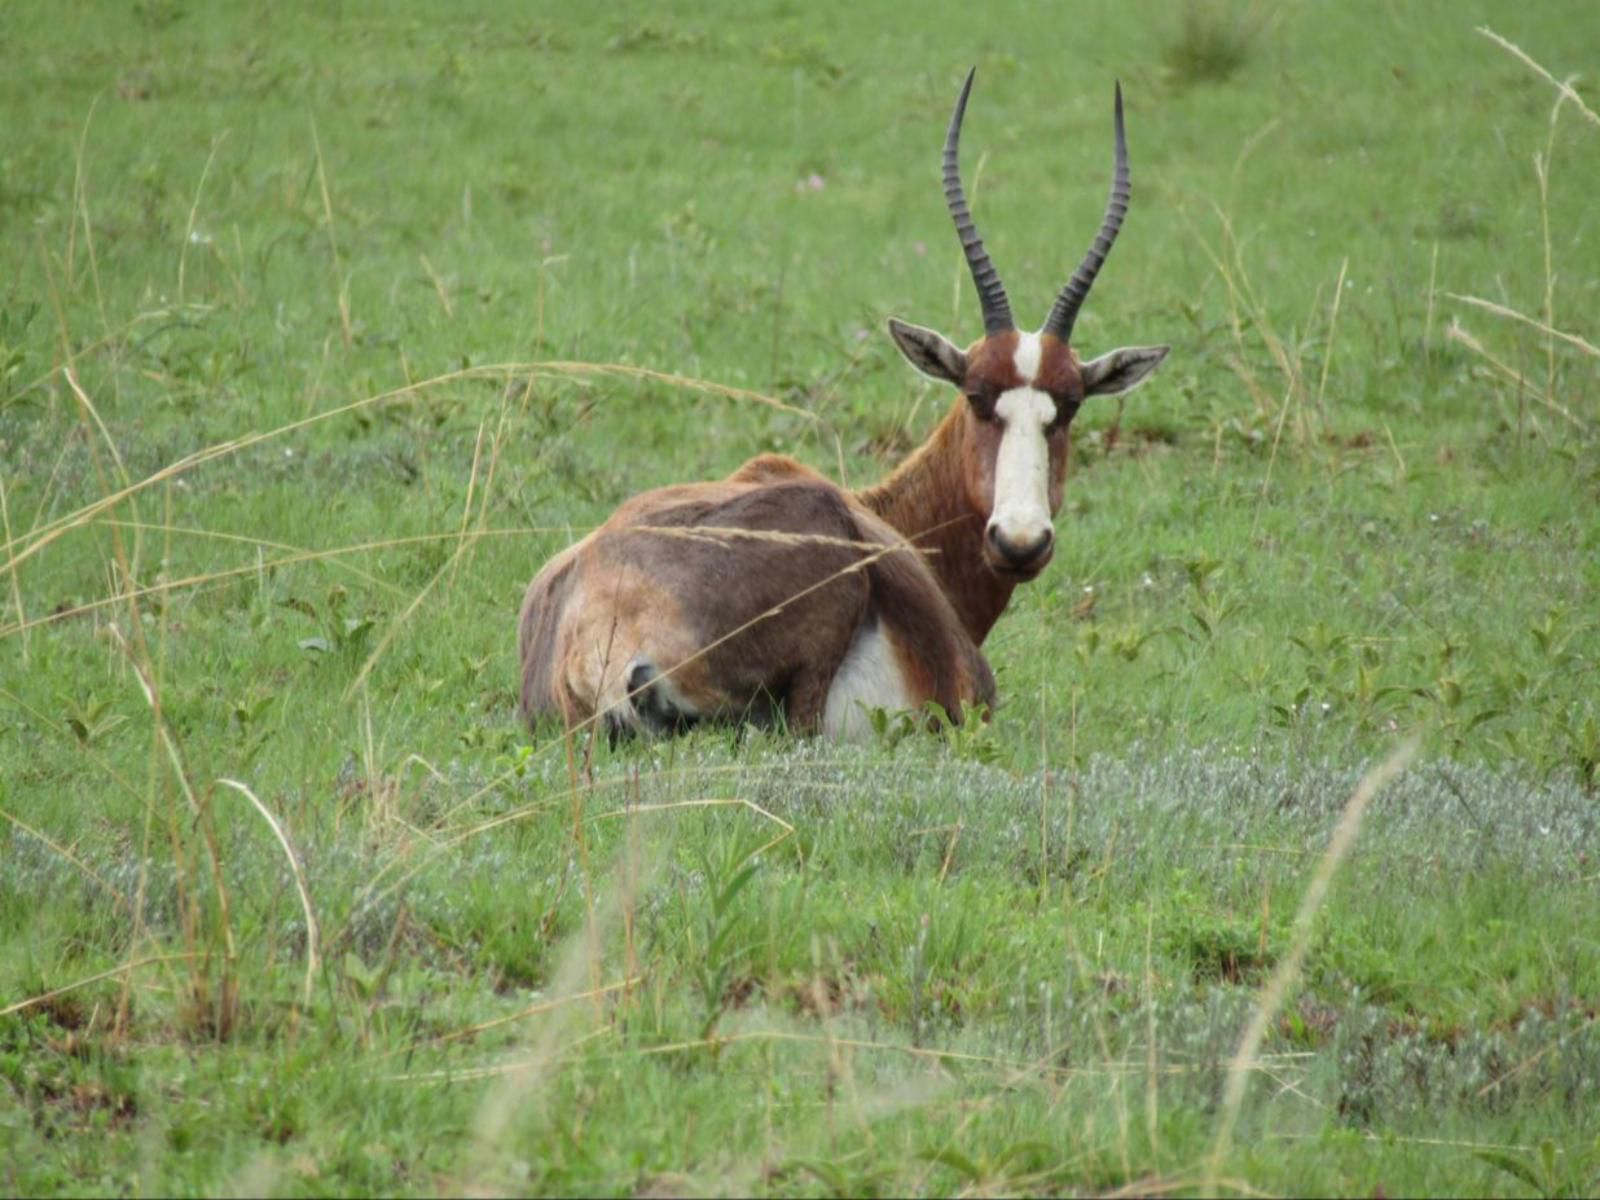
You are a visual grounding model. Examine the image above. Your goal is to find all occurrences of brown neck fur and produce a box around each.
[854,398,1016,645]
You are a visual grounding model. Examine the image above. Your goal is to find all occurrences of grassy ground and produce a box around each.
[3,0,1599,1194]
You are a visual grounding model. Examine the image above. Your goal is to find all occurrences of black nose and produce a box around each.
[986,524,1054,569]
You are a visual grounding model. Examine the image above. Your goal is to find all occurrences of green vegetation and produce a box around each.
[3,0,1598,1194]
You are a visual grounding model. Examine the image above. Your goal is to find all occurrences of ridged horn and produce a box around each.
[944,67,1015,336]
[1042,82,1130,344]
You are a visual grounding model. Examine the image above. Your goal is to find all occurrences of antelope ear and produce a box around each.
[1080,345,1170,397]
[888,318,968,387]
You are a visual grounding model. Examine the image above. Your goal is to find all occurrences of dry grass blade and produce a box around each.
[343,539,459,701]
[334,799,567,938]
[1313,257,1349,416]
[446,1029,1035,1085]
[177,135,224,306]
[525,360,817,421]
[0,469,26,659]
[0,525,575,641]
[1,360,811,582]
[1477,27,1600,129]
[463,846,643,1193]
[386,977,640,1059]
[400,1039,1315,1088]
[1445,320,1587,431]
[310,117,353,347]
[62,366,133,500]
[0,954,200,1019]
[64,96,97,289]
[10,307,200,400]
[0,377,466,565]
[341,788,796,949]
[68,95,115,338]
[217,778,320,1008]
[1444,293,1600,360]
[629,524,910,552]
[102,518,409,593]
[1228,117,1282,207]
[1203,736,1418,1197]
[449,417,488,593]
[346,392,524,696]
[419,253,454,318]
[1474,1008,1599,1101]
[108,623,238,959]
[342,761,873,936]
[1270,1129,1547,1155]
[0,803,128,910]
[593,795,798,862]
[1145,905,1161,1159]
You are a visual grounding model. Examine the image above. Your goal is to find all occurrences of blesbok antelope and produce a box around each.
[520,69,1169,740]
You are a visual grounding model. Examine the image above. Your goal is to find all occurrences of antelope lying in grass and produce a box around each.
[520,70,1168,740]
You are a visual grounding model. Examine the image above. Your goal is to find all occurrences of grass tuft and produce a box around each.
[1162,1,1266,87]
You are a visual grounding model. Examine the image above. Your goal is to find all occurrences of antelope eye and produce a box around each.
[965,392,997,421]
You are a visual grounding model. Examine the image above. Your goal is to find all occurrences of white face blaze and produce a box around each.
[988,332,1056,555]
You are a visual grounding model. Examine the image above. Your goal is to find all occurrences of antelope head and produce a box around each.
[889,69,1170,580]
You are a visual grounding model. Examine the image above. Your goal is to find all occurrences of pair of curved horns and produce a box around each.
[943,67,1130,344]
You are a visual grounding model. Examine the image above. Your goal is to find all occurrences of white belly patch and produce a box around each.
[823,622,916,740]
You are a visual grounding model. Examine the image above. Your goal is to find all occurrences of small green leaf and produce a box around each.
[792,1159,851,1197]
[1538,1139,1557,1187]
[990,1140,1053,1172]
[1473,1150,1541,1192]
[714,862,760,915]
[920,1148,982,1181]
[343,952,378,995]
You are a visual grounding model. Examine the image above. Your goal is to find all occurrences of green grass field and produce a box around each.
[3,0,1599,1194]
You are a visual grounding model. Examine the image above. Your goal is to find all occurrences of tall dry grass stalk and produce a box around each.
[61,355,246,1040]
[0,471,25,660]
[217,779,321,1010]
[177,135,224,308]
[1446,294,1600,361]
[1202,736,1418,1197]
[458,826,672,1193]
[0,954,201,1020]
[1182,199,1355,519]
[1,360,812,588]
[309,117,353,348]
[1446,31,1597,434]
[1444,321,1586,432]
[1312,257,1349,419]
[113,623,241,1038]
[0,526,551,641]
[0,801,127,911]
[1477,27,1600,130]
[68,98,112,336]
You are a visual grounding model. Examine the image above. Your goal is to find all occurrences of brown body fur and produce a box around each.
[518,452,995,736]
